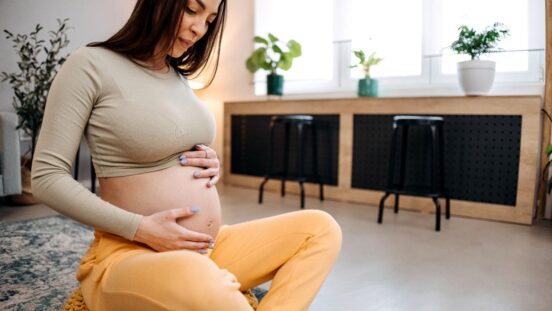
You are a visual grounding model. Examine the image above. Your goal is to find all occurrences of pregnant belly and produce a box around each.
[99,165,222,239]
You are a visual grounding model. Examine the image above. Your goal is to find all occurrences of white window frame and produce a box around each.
[253,0,545,97]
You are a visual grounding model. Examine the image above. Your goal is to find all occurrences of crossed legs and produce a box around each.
[80,210,342,311]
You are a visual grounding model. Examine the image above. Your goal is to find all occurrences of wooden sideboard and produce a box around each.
[223,96,542,224]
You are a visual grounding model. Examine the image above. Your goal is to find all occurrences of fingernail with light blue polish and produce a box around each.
[179,155,187,165]
[191,207,200,213]
[199,249,208,254]
[208,240,215,249]
[193,171,200,177]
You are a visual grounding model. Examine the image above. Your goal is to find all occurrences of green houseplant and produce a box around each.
[1,18,71,204]
[245,33,302,96]
[351,50,383,97]
[1,18,71,162]
[450,22,509,95]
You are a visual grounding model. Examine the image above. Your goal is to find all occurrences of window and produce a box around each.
[254,0,333,82]
[253,0,545,96]
[349,0,423,79]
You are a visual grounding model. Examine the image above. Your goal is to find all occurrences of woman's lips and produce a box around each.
[179,38,192,49]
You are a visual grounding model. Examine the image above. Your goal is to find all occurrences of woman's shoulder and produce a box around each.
[66,46,125,66]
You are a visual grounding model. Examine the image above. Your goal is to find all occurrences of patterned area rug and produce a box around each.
[0,215,268,311]
[0,215,93,311]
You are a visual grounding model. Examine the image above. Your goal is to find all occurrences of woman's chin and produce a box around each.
[169,48,187,58]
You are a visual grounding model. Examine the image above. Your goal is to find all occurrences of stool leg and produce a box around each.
[258,176,270,204]
[438,122,450,220]
[430,125,439,196]
[378,192,391,223]
[394,193,400,213]
[259,119,277,204]
[297,122,305,208]
[299,180,305,209]
[312,122,324,201]
[398,125,409,190]
[446,197,451,219]
[386,123,400,189]
[281,122,290,197]
[432,197,441,231]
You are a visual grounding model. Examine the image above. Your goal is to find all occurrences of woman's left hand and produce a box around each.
[179,144,220,188]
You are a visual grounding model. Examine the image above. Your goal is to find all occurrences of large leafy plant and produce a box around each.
[1,18,71,162]
[350,50,383,79]
[245,33,302,75]
[450,22,510,60]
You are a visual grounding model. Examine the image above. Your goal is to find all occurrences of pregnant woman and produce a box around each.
[31,0,342,310]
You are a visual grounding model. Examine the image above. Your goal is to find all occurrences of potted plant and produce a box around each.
[450,22,509,96]
[350,50,383,97]
[1,18,71,204]
[245,33,302,96]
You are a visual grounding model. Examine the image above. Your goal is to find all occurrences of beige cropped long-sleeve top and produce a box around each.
[31,47,216,240]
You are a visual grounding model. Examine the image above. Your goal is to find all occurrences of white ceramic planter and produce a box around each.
[457,60,496,96]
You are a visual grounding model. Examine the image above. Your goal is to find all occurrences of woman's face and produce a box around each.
[170,0,221,57]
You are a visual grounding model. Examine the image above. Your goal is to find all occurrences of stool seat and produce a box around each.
[378,115,450,231]
[259,114,324,208]
[394,115,443,125]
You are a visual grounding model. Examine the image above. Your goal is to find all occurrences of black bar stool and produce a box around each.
[258,115,324,208]
[378,115,450,231]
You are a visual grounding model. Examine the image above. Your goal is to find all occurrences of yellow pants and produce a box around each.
[77,210,342,311]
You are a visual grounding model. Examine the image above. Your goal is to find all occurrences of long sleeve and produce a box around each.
[31,48,143,240]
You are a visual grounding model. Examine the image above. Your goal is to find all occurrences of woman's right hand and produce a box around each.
[133,207,214,252]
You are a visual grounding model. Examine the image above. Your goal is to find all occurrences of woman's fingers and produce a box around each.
[182,144,217,159]
[192,168,218,178]
[207,174,220,188]
[191,169,219,187]
[182,157,219,168]
[181,149,216,159]
[179,145,221,186]
[178,240,211,250]
[169,206,201,219]
[181,229,214,243]
[133,207,217,252]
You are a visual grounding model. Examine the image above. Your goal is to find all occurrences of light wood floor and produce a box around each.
[2,184,552,311]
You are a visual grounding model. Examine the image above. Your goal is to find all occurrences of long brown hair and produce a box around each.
[88,0,226,86]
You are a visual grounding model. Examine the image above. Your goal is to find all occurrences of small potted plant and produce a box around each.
[450,22,509,96]
[350,50,383,97]
[245,33,301,96]
[1,18,71,204]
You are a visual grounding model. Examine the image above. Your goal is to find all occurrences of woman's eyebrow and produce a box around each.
[193,0,218,16]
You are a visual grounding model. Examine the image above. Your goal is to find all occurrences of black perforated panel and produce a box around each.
[231,115,339,185]
[352,115,521,206]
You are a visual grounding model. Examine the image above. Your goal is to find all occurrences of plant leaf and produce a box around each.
[267,33,279,43]
[245,56,257,73]
[353,50,365,63]
[287,40,301,57]
[278,53,292,71]
[253,36,268,46]
[272,44,283,54]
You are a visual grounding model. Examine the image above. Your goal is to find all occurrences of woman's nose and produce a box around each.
[190,20,206,38]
